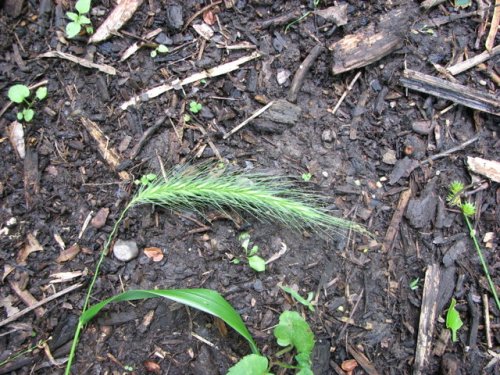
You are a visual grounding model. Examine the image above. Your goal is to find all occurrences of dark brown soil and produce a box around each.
[0,0,499,374]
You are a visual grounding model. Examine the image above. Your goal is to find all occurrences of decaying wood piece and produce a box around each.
[347,344,380,375]
[485,0,499,51]
[120,52,261,110]
[413,264,441,375]
[89,0,144,43]
[382,189,412,253]
[400,69,500,116]
[329,6,418,75]
[39,51,116,75]
[80,118,131,181]
[447,45,500,76]
[467,156,500,183]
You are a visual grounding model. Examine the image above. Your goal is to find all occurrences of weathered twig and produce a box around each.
[447,45,500,76]
[39,51,116,75]
[382,189,412,253]
[223,101,274,139]
[287,43,325,102]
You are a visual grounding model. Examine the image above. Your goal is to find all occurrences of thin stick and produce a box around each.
[223,101,274,139]
[483,293,493,349]
[287,43,325,102]
[182,1,223,32]
[0,283,83,328]
[330,71,362,115]
[447,45,500,76]
[421,136,479,165]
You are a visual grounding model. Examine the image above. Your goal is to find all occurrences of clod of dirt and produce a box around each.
[389,157,419,184]
[405,182,437,229]
[442,240,467,268]
[113,239,139,261]
[166,4,184,30]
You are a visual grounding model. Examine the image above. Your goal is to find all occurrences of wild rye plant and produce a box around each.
[65,163,370,373]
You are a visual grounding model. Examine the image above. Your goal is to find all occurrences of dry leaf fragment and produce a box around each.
[91,207,110,229]
[89,0,144,43]
[192,23,214,40]
[203,10,217,25]
[143,360,161,374]
[17,232,43,265]
[8,121,25,159]
[143,247,164,262]
[0,295,20,317]
[56,243,81,263]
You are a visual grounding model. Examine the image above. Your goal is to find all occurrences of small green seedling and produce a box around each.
[280,285,315,312]
[233,232,266,272]
[409,278,420,290]
[189,101,203,114]
[134,173,157,186]
[447,181,500,311]
[228,310,315,374]
[66,0,93,38]
[183,114,191,123]
[150,44,169,58]
[446,298,463,342]
[301,173,312,182]
[7,84,47,122]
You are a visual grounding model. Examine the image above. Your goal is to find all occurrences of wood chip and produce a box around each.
[39,51,116,75]
[143,247,164,262]
[8,121,25,159]
[467,156,500,183]
[9,280,46,318]
[17,232,43,265]
[56,243,81,263]
[91,207,110,228]
[89,0,144,43]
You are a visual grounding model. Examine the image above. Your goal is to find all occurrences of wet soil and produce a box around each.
[0,0,499,374]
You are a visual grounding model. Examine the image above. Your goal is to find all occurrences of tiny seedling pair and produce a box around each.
[66,0,93,38]
[8,84,47,122]
[232,232,266,272]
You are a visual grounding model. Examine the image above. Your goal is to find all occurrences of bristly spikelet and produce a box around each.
[447,181,465,207]
[129,163,371,237]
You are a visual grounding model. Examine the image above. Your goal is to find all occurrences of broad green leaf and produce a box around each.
[301,173,312,182]
[79,15,91,25]
[145,174,157,181]
[189,101,202,114]
[150,50,157,58]
[446,298,463,342]
[75,0,91,14]
[85,25,94,34]
[248,256,266,272]
[17,112,24,120]
[8,84,30,103]
[66,12,79,21]
[227,354,270,375]
[66,22,82,38]
[249,245,259,256]
[295,352,312,370]
[35,87,47,100]
[239,232,250,251]
[280,285,315,312]
[23,109,34,122]
[273,311,315,354]
[297,368,314,375]
[81,289,259,354]
[157,44,169,53]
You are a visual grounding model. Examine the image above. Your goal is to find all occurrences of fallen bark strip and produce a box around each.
[400,69,500,116]
[39,51,116,75]
[120,52,261,110]
[287,43,325,102]
[223,101,274,139]
[0,283,83,328]
[80,117,131,181]
[413,264,441,375]
[382,188,412,253]
[347,344,380,375]
[329,6,418,75]
[447,45,500,76]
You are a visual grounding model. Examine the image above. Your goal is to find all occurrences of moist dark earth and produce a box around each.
[0,0,499,374]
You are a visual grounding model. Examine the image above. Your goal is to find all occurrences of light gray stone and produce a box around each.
[113,239,139,262]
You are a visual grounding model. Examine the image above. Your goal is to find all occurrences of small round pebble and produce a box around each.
[113,239,139,262]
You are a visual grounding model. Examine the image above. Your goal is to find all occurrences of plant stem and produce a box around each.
[463,214,500,311]
[64,203,132,374]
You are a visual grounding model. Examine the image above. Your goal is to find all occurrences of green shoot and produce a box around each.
[284,0,320,33]
[189,100,203,114]
[447,181,500,311]
[7,84,47,122]
[274,311,315,373]
[0,338,49,367]
[227,354,270,375]
[65,165,368,373]
[183,114,192,123]
[280,285,315,312]
[446,298,463,342]
[301,173,312,182]
[150,44,169,58]
[66,0,93,38]
[134,173,157,186]
[409,278,420,290]
[236,232,266,272]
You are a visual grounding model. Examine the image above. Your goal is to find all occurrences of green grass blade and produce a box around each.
[80,288,259,354]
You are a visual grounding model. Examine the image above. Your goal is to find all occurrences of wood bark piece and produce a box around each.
[287,43,325,103]
[400,69,500,116]
[485,0,499,51]
[447,45,500,75]
[80,118,131,181]
[39,51,116,75]
[120,52,261,110]
[413,264,441,375]
[382,188,412,253]
[328,6,417,75]
[467,156,500,183]
[89,0,144,43]
[9,280,45,318]
[347,344,380,375]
